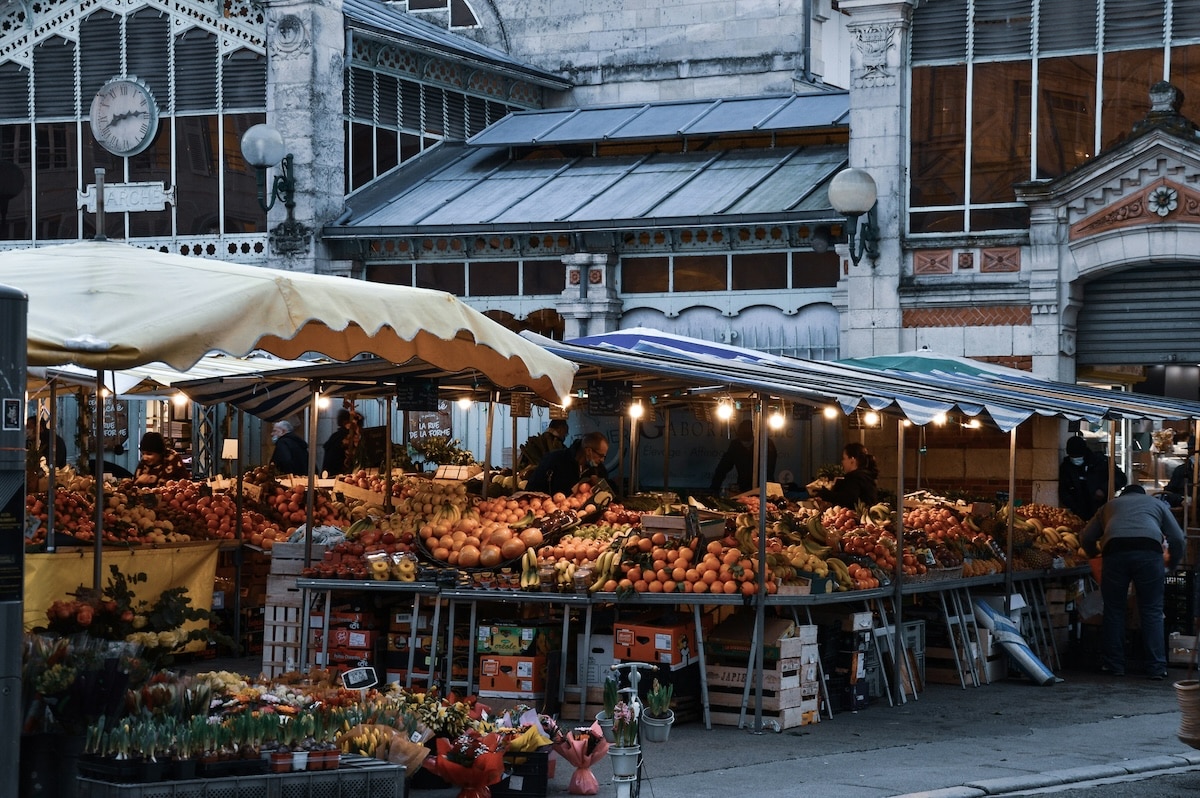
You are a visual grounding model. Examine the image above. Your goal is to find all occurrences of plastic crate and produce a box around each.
[76,758,403,798]
[490,750,550,798]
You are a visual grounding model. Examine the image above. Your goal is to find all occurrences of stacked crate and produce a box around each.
[261,543,323,678]
[831,611,874,711]
[311,606,383,676]
[704,612,821,729]
[383,605,433,686]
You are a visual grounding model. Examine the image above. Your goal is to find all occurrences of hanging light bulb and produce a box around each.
[823,406,839,420]
[863,411,879,427]
[172,392,189,408]
[716,401,734,421]
[767,410,785,430]
[561,395,573,408]
[629,402,645,420]
[457,397,473,410]
[964,418,981,429]
[316,395,331,410]
[932,412,948,426]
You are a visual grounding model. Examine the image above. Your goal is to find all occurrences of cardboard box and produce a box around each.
[311,628,378,650]
[477,624,561,656]
[706,661,802,692]
[613,620,697,668]
[576,634,617,686]
[479,655,547,693]
[389,610,430,631]
[705,613,801,661]
[843,611,874,632]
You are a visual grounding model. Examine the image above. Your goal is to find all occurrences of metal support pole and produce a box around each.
[303,385,319,567]
[892,418,906,705]
[751,397,768,732]
[46,379,58,552]
[93,370,105,590]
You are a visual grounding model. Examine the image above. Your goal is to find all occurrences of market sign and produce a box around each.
[395,377,439,411]
[587,379,632,416]
[341,666,377,691]
[408,400,452,440]
[78,181,175,213]
[85,396,130,451]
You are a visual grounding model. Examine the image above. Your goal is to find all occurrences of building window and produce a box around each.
[621,256,669,293]
[909,0,1200,235]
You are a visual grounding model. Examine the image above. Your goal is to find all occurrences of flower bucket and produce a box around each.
[291,751,309,771]
[595,711,615,743]
[640,710,674,743]
[608,745,640,778]
[1175,680,1200,749]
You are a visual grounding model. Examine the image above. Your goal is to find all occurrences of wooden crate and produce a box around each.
[266,574,303,607]
[706,660,804,692]
[707,683,818,712]
[262,604,307,678]
[708,701,820,730]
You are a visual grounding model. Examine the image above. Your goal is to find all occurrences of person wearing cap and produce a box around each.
[1059,435,1126,521]
[516,419,569,474]
[133,431,189,486]
[26,415,66,471]
[270,420,310,475]
[1081,483,1184,679]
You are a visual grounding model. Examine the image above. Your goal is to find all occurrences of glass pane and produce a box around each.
[673,254,726,291]
[1101,48,1163,150]
[376,128,398,176]
[1169,45,1200,125]
[969,205,1030,230]
[170,116,217,235]
[1039,0,1097,53]
[909,209,965,234]
[127,114,172,236]
[731,252,786,290]
[971,61,1031,203]
[1037,55,1097,178]
[349,122,374,191]
[36,123,79,240]
[416,262,465,295]
[523,260,565,294]
[910,66,966,209]
[468,260,519,296]
[366,264,413,286]
[621,256,669,293]
[221,113,265,234]
[0,123,32,241]
[790,251,840,288]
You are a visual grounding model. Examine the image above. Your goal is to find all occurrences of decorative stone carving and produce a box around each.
[913,250,952,275]
[981,248,1020,273]
[1071,178,1200,238]
[269,13,310,60]
[850,23,898,88]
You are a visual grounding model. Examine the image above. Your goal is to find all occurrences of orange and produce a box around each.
[662,580,677,593]
[691,580,708,594]
[633,579,650,593]
[647,580,663,593]
[723,579,739,594]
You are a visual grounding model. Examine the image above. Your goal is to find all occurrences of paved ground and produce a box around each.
[191,653,1200,797]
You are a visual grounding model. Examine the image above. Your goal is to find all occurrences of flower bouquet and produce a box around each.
[552,721,609,795]
[611,701,638,747]
[424,729,507,798]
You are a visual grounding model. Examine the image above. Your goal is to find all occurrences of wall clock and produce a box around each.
[89,77,160,157]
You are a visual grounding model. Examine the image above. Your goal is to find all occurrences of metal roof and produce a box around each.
[342,0,571,89]
[330,142,848,235]
[468,92,850,146]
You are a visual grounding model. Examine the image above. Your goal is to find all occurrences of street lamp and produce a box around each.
[828,167,880,268]
[240,123,310,254]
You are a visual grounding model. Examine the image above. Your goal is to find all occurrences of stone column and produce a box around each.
[833,0,914,358]
[557,253,623,338]
[263,0,347,274]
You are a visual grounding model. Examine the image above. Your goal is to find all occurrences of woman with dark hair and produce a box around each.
[813,442,879,508]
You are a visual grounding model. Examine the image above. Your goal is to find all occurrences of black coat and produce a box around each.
[710,437,778,493]
[814,467,879,509]
[272,432,310,475]
[1058,452,1126,521]
[526,440,609,496]
[322,428,350,476]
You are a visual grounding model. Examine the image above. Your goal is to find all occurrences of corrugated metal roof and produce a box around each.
[330,142,847,235]
[468,92,849,146]
[342,0,571,88]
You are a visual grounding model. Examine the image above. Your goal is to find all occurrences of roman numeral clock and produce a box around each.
[89,77,160,157]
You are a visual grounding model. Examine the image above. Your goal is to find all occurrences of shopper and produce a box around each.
[1059,435,1127,521]
[516,418,569,473]
[710,419,778,494]
[321,408,361,476]
[26,415,66,470]
[526,430,609,496]
[1164,452,1195,506]
[1081,483,1184,679]
[812,442,879,508]
[270,420,310,475]
[133,431,189,486]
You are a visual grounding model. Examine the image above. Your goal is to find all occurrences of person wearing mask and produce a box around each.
[526,430,609,496]
[710,419,777,494]
[1081,484,1184,679]
[516,419,569,474]
[133,431,189,486]
[26,415,66,470]
[321,408,361,476]
[1059,435,1127,521]
[812,442,880,508]
[270,420,310,475]
[1164,452,1195,507]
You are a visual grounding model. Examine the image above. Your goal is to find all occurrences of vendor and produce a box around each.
[1059,435,1126,521]
[271,420,310,475]
[321,408,362,476]
[133,431,189,486]
[812,442,879,508]
[516,418,569,474]
[526,430,609,496]
[710,419,777,494]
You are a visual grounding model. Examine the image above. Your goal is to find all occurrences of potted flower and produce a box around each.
[594,676,618,742]
[608,701,640,778]
[640,679,674,743]
[424,729,506,798]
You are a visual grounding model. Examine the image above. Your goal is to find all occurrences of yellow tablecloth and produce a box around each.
[24,542,220,648]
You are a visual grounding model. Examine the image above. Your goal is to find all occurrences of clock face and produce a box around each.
[89,78,159,157]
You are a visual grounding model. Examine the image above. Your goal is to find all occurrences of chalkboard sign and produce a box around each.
[587,380,632,416]
[359,426,392,467]
[396,378,439,411]
[791,404,813,421]
[341,666,378,691]
[509,394,532,418]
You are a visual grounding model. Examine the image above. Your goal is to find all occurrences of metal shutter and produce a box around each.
[974,0,1033,58]
[1038,0,1098,53]
[176,28,218,112]
[911,0,969,63]
[1076,263,1200,365]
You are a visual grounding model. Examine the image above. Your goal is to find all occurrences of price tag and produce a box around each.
[341,666,378,691]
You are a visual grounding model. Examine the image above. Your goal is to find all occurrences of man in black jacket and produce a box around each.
[270,420,309,475]
[1059,435,1126,521]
